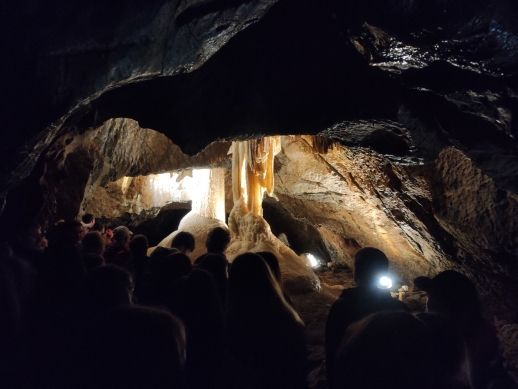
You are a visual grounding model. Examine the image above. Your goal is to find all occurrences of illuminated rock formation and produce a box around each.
[226,137,322,293]
[151,168,228,260]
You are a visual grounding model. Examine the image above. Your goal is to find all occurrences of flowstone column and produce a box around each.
[191,168,226,222]
[226,136,332,293]
[152,168,228,260]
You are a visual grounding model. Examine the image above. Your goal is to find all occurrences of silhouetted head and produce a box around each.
[334,311,431,389]
[171,232,195,254]
[91,222,105,234]
[257,251,282,284]
[59,220,84,246]
[81,231,104,255]
[82,265,133,310]
[112,226,132,248]
[78,305,186,389]
[148,247,176,266]
[15,221,45,253]
[414,270,481,320]
[129,234,148,258]
[82,253,105,272]
[81,214,95,226]
[198,253,228,279]
[229,252,302,324]
[206,227,231,254]
[353,247,389,287]
[147,252,192,286]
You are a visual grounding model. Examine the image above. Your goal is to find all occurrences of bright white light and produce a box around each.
[379,276,393,289]
[307,253,319,267]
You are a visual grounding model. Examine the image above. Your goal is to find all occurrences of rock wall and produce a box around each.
[2,119,231,228]
[272,137,518,320]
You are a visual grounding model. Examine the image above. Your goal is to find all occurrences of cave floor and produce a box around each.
[293,267,518,388]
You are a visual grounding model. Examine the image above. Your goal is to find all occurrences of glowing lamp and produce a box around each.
[306,253,319,268]
[378,276,393,289]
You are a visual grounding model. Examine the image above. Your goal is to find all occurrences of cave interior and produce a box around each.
[1,0,518,323]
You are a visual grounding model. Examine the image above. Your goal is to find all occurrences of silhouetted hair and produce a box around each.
[206,227,230,254]
[257,251,282,283]
[129,234,148,257]
[82,253,105,272]
[229,253,302,325]
[415,270,481,320]
[171,232,195,252]
[81,231,104,255]
[91,222,105,233]
[334,311,431,389]
[82,265,132,311]
[197,254,228,305]
[54,220,83,245]
[416,313,468,387]
[16,221,41,238]
[353,247,389,286]
[82,214,94,224]
[146,252,192,287]
[149,247,175,263]
[77,305,186,389]
[198,254,228,280]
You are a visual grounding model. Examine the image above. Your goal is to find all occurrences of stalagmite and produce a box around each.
[191,168,226,222]
[150,168,228,260]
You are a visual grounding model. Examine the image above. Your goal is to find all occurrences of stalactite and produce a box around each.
[231,136,281,216]
[302,135,337,154]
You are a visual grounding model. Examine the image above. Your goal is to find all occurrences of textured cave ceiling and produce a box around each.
[1,0,518,318]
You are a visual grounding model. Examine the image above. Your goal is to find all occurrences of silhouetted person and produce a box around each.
[129,234,149,282]
[30,220,86,388]
[76,305,187,389]
[194,227,231,265]
[415,271,517,388]
[90,221,105,234]
[333,311,432,389]
[81,214,95,235]
[81,265,133,315]
[227,253,308,389]
[416,312,470,388]
[196,253,228,307]
[81,231,104,255]
[11,221,46,268]
[257,251,294,307]
[103,226,132,269]
[325,247,409,387]
[82,253,104,272]
[0,248,35,388]
[179,269,227,389]
[137,252,192,308]
[171,231,195,255]
[38,220,86,299]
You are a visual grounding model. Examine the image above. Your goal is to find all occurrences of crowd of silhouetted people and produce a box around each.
[0,215,516,389]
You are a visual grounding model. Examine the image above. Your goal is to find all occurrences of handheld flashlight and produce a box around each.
[378,276,393,289]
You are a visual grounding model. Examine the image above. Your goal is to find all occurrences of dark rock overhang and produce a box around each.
[2,0,518,198]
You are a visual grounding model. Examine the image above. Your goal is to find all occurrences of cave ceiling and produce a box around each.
[2,0,518,195]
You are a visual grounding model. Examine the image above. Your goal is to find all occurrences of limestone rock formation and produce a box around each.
[1,0,518,319]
